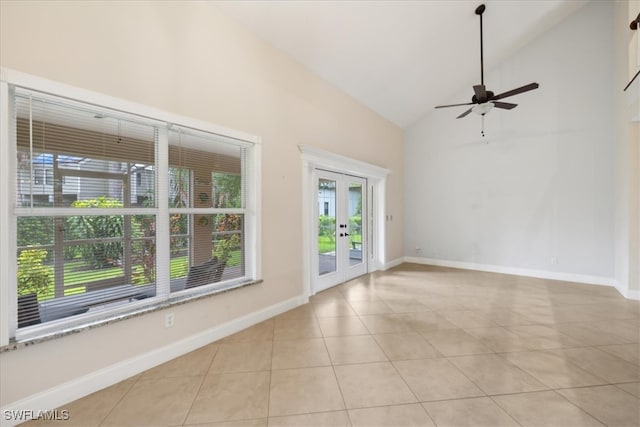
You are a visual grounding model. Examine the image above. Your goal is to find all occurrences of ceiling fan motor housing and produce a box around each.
[472,90,494,104]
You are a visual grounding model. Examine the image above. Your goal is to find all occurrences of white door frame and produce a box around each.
[299,145,390,299]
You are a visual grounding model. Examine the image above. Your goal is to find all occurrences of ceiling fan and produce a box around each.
[435,4,539,135]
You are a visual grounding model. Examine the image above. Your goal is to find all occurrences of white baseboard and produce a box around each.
[0,295,305,427]
[628,289,640,301]
[404,256,617,288]
[612,279,640,301]
[380,257,405,271]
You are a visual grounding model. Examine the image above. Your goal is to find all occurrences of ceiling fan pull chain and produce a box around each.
[481,114,485,139]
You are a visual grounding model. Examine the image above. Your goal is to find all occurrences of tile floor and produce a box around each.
[25,264,640,426]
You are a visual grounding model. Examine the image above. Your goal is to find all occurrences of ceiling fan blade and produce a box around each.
[456,108,473,119]
[435,102,474,109]
[473,85,487,102]
[491,82,539,100]
[492,101,517,110]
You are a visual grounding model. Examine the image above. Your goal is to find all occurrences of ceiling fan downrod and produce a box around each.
[478,3,486,138]
[476,4,485,87]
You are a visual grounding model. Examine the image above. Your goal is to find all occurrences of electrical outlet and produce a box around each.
[165,312,175,328]
[550,257,558,265]
[415,247,422,254]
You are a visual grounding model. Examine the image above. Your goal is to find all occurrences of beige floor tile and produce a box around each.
[616,382,640,398]
[438,310,499,328]
[142,343,218,379]
[558,385,640,427]
[420,329,493,356]
[493,390,604,427]
[383,298,430,313]
[271,338,330,370]
[318,315,370,337]
[402,312,458,332]
[334,362,417,408]
[324,335,388,365]
[268,411,350,427]
[349,300,394,315]
[269,366,345,416]
[555,322,630,346]
[222,320,274,343]
[22,378,137,427]
[418,296,467,311]
[186,372,270,425]
[545,305,608,323]
[502,350,608,389]
[393,358,484,402]
[273,316,323,340]
[102,376,203,426]
[552,347,640,383]
[598,344,640,366]
[313,299,357,317]
[274,304,317,321]
[581,301,640,321]
[209,341,272,373]
[473,308,537,326]
[512,309,562,325]
[359,313,413,333]
[423,397,519,427]
[185,420,267,427]
[449,354,547,395]
[310,289,345,303]
[505,324,585,350]
[586,319,640,343]
[463,327,533,352]
[373,332,440,360]
[349,403,435,427]
[340,286,382,302]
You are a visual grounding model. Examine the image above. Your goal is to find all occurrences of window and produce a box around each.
[2,72,260,342]
[167,129,246,291]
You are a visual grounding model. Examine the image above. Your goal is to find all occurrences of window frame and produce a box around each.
[0,68,262,346]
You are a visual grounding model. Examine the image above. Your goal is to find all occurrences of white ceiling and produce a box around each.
[213,0,587,128]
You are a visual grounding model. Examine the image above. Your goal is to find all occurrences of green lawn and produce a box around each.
[32,250,242,301]
[318,235,361,254]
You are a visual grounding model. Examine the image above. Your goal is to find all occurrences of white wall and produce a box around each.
[0,1,403,408]
[405,1,615,282]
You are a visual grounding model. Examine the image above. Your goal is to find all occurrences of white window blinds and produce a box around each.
[11,86,255,335]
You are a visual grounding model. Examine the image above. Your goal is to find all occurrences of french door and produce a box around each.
[314,170,367,292]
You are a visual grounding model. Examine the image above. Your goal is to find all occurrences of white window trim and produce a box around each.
[0,68,262,346]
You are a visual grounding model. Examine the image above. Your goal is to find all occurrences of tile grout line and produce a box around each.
[179,344,220,426]
[95,375,140,427]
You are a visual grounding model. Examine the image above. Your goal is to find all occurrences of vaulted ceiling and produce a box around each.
[214,0,587,128]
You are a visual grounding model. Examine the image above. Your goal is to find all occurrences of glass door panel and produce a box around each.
[318,178,337,276]
[348,182,363,267]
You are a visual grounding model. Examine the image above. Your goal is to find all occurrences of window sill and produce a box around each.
[1,279,262,354]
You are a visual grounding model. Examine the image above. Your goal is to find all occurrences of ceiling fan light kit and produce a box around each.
[435,3,540,137]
